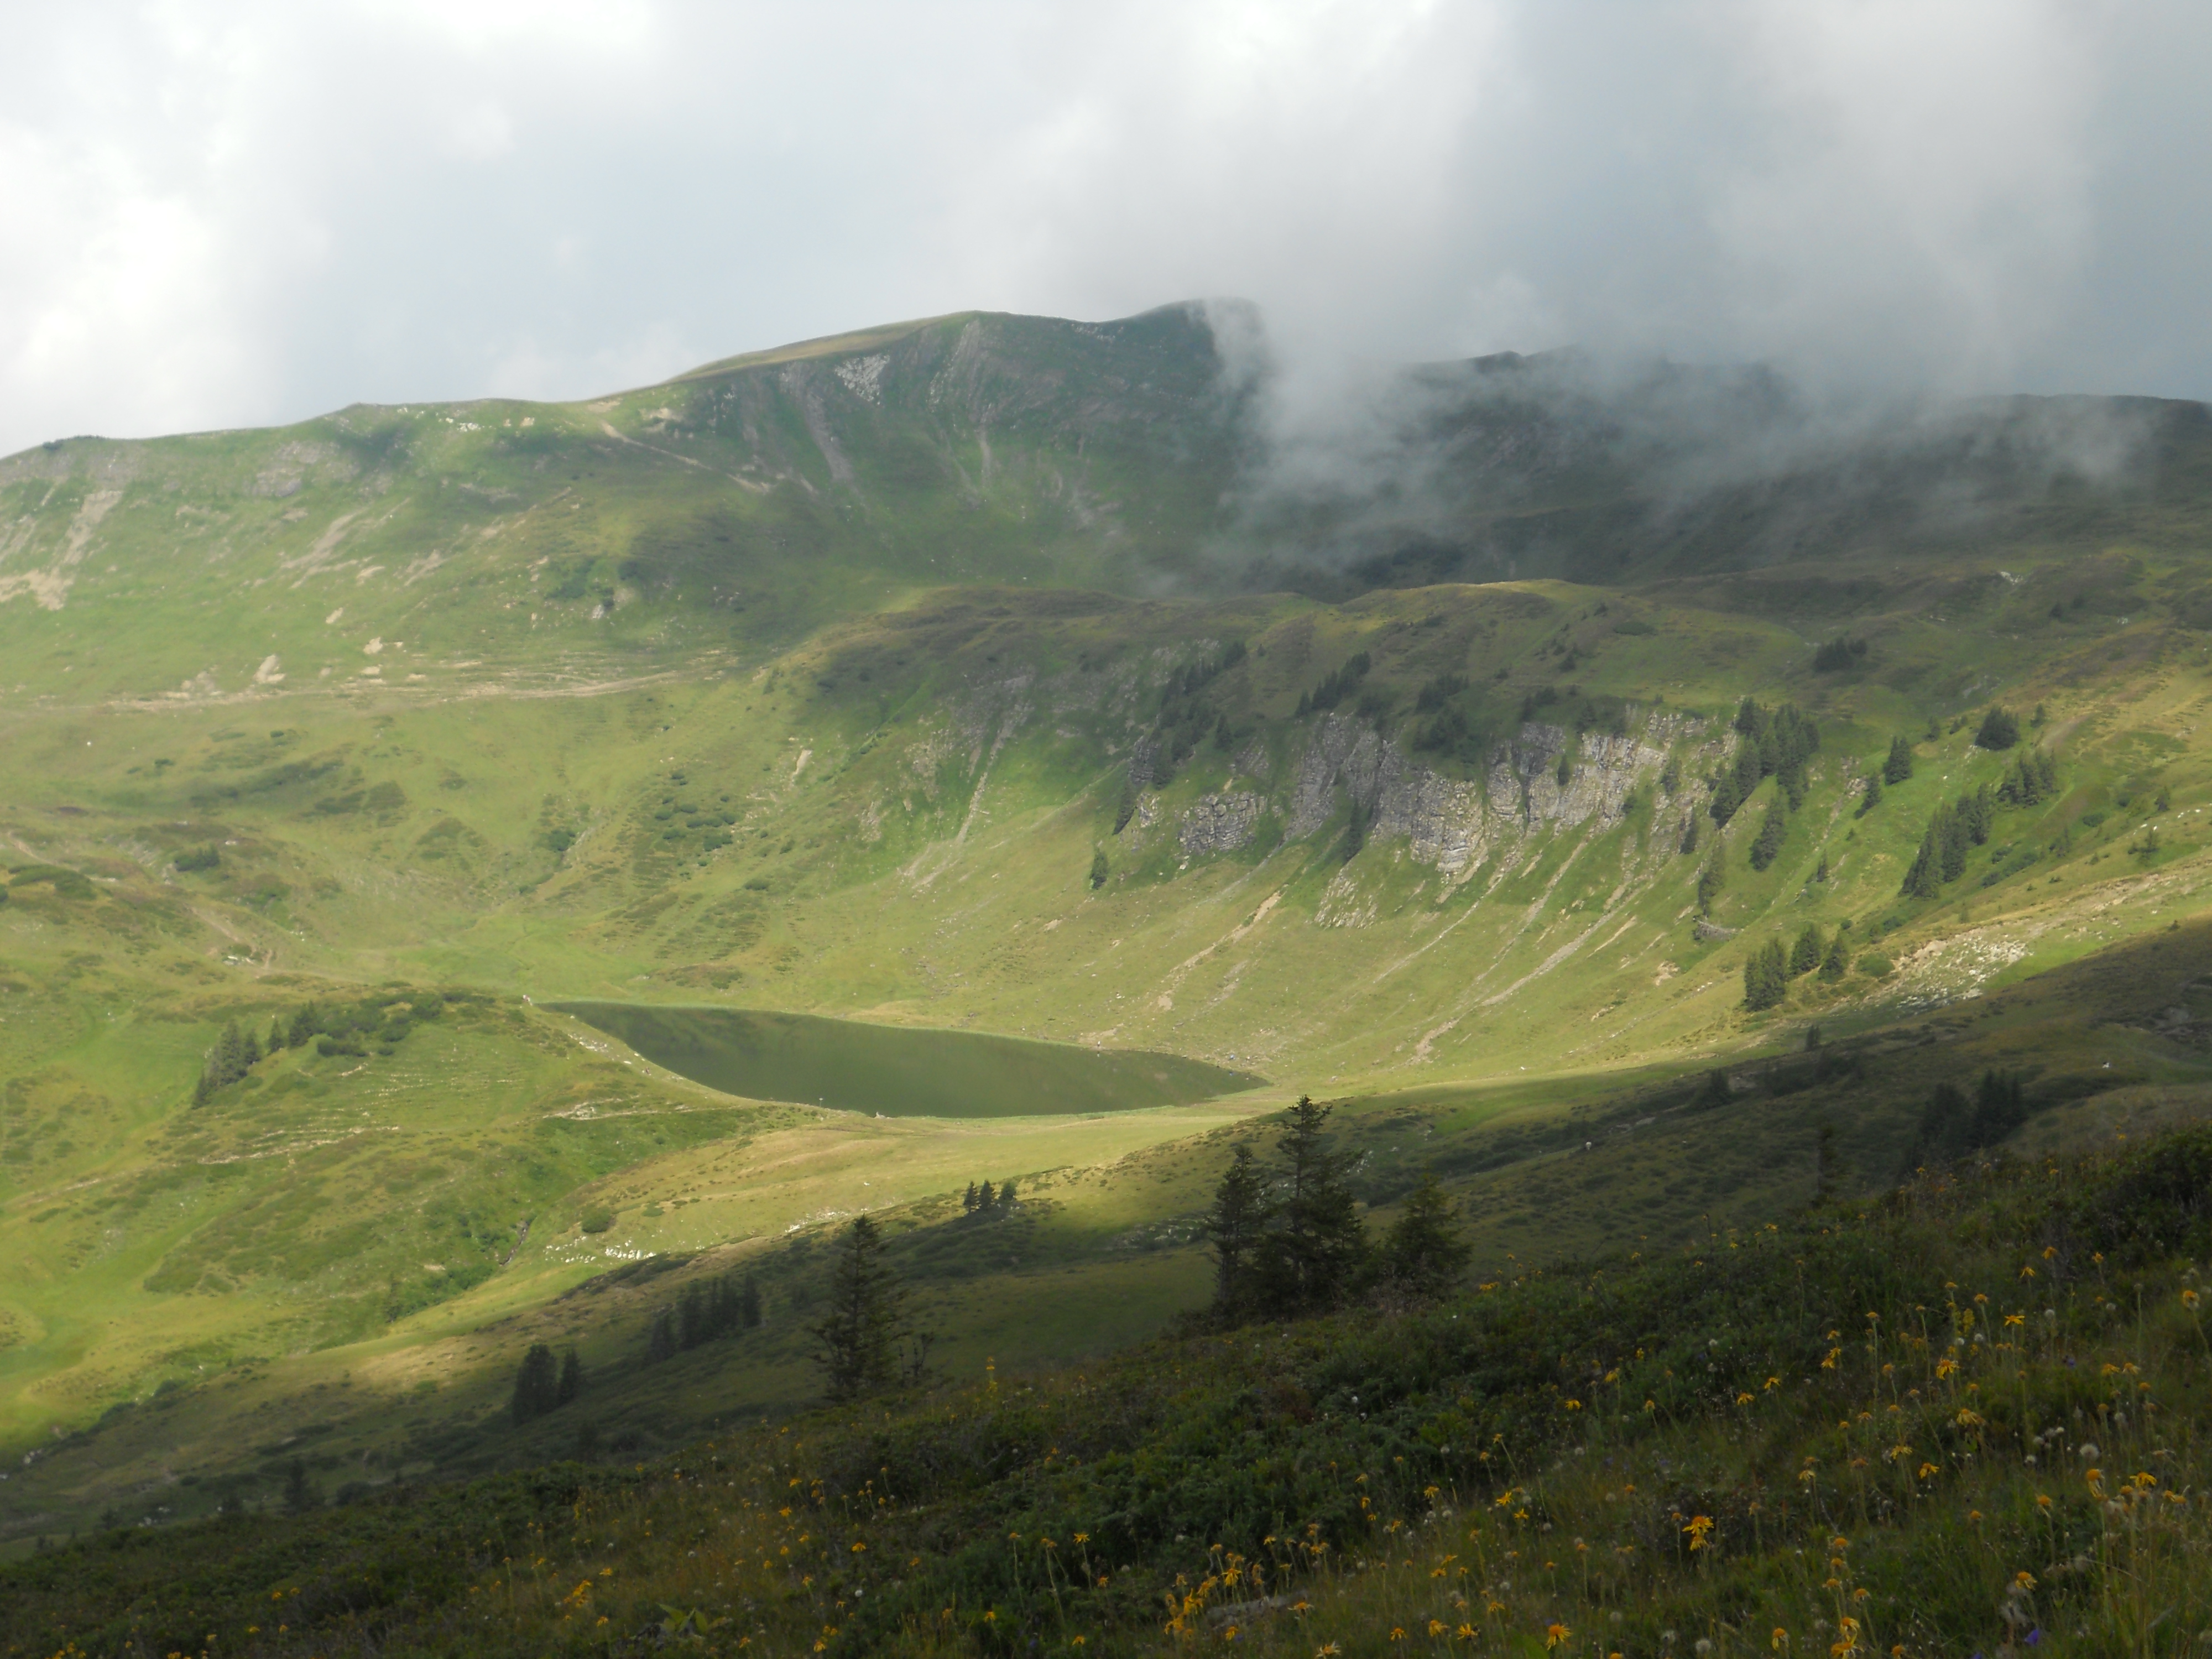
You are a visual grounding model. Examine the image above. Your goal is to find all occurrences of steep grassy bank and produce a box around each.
[9,1118,2212,1657]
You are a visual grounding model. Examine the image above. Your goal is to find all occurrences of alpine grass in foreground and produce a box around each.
[9,1120,2212,1657]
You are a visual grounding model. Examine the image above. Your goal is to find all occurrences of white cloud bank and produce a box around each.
[0,0,2206,456]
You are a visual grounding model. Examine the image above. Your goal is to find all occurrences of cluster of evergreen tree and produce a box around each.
[1974,706,2022,751]
[1900,783,2001,898]
[264,993,447,1062]
[1203,1097,1469,1323]
[1747,922,1854,1008]
[1709,698,1820,825]
[1900,1071,2029,1171]
[1996,747,2062,806]
[1414,672,1468,712]
[644,1271,764,1364]
[1144,640,1249,789]
[959,1179,1019,1215]
[1741,939,1790,1011]
[192,1021,264,1105]
[1411,702,1473,760]
[1812,635,1870,671]
[509,1342,584,1425]
[1294,652,1371,719]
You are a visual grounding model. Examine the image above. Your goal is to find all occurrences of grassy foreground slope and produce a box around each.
[9,1115,2212,1657]
[10,304,2212,1545]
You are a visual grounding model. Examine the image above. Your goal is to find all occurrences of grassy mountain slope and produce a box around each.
[11,1113,2212,1657]
[8,304,2212,1548]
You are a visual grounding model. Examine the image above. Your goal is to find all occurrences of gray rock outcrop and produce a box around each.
[1179,791,1266,854]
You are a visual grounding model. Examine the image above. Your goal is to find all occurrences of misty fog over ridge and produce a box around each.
[1201,298,2193,595]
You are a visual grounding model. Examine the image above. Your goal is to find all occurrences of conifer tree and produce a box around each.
[975,1180,995,1210]
[1749,802,1787,870]
[1882,735,1916,785]
[1938,801,1973,883]
[1383,1172,1471,1297]
[1969,1070,2027,1147]
[1820,928,1852,982]
[284,1459,317,1514]
[1901,816,1944,898]
[1858,769,1882,816]
[510,1342,561,1423]
[1790,924,1825,977]
[739,1274,764,1330]
[962,1182,979,1212]
[192,1019,263,1105]
[1708,769,1743,827]
[1697,848,1726,915]
[1678,813,1700,856]
[556,1347,584,1406]
[707,1277,738,1340]
[1252,1097,1366,1316]
[997,1178,1018,1208]
[811,1215,905,1403]
[1203,1145,1269,1319]
[645,1308,678,1365]
[1958,784,1995,848]
[678,1283,707,1350]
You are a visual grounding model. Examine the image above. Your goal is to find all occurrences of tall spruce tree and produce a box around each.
[1858,769,1882,816]
[1697,848,1726,915]
[1790,924,1825,977]
[677,1283,707,1350]
[283,1459,317,1514]
[1901,816,1944,898]
[1203,1145,1269,1319]
[1820,927,1852,982]
[510,1342,561,1423]
[1383,1172,1471,1297]
[556,1347,584,1406]
[811,1215,905,1402]
[1882,735,1916,785]
[1749,802,1787,870]
[1252,1097,1366,1316]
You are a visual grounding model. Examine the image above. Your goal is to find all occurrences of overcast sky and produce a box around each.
[3,0,2208,457]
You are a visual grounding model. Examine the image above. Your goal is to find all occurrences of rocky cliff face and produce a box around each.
[1271,709,1708,878]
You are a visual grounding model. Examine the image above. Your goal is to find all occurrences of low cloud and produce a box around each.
[0,2,2206,458]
